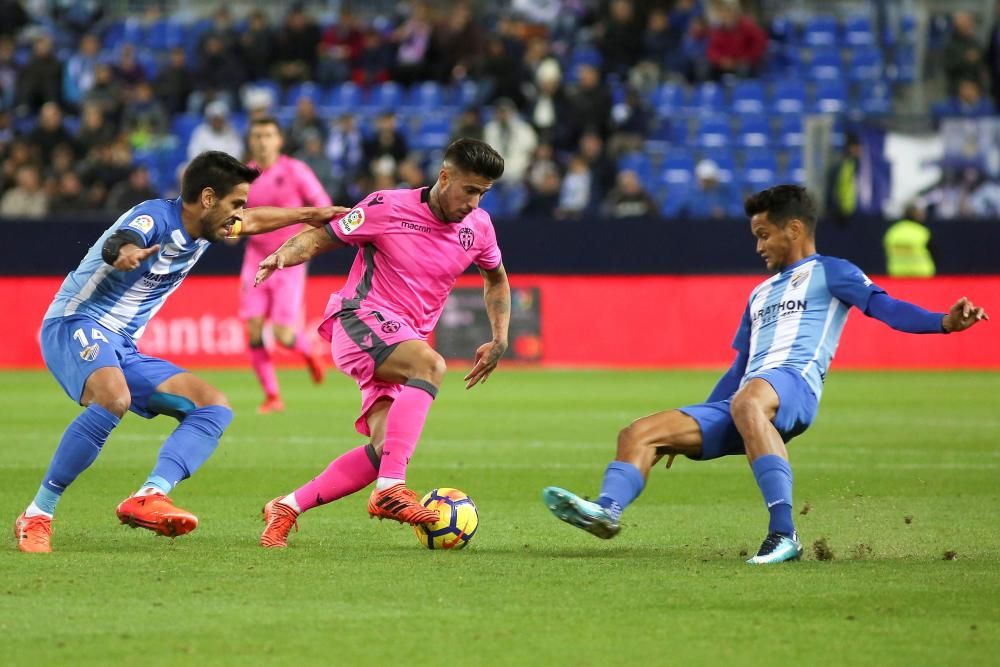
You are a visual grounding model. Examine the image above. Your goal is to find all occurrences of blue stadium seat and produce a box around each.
[813,79,848,114]
[731,80,766,115]
[451,80,481,109]
[366,81,404,112]
[410,114,452,151]
[651,82,686,116]
[803,15,839,48]
[406,81,444,111]
[689,82,726,112]
[744,153,778,190]
[772,81,806,115]
[848,47,883,83]
[844,14,874,47]
[695,115,732,149]
[170,113,201,148]
[782,151,805,184]
[737,115,771,151]
[660,150,695,191]
[284,82,323,108]
[777,114,803,148]
[859,82,892,115]
[888,46,917,83]
[146,19,184,51]
[324,82,363,113]
[807,48,843,81]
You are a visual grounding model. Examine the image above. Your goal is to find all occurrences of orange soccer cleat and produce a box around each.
[305,352,325,385]
[116,493,198,537]
[259,497,299,548]
[368,484,439,525]
[14,513,52,553]
[257,395,285,414]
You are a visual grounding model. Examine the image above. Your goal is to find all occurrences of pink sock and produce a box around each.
[379,382,437,481]
[249,346,280,398]
[293,445,379,511]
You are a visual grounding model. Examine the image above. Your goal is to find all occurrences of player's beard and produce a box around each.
[203,211,233,243]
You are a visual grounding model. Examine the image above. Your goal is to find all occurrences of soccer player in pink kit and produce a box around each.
[241,117,332,413]
[255,139,510,544]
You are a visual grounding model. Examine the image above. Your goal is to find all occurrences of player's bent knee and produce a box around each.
[617,423,652,458]
[90,393,131,419]
[729,394,763,426]
[413,349,446,385]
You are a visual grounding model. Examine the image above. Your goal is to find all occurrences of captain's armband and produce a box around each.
[101,229,146,265]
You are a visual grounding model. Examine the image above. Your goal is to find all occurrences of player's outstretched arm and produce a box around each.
[942,297,989,332]
[465,264,511,389]
[235,205,350,237]
[255,226,345,286]
[864,293,988,334]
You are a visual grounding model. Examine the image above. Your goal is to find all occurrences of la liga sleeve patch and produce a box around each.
[338,208,365,235]
[127,214,155,234]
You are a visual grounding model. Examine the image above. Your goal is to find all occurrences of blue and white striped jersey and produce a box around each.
[732,254,885,400]
[44,198,210,341]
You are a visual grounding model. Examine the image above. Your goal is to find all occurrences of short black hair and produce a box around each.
[744,184,817,235]
[249,116,282,133]
[181,151,259,203]
[444,138,504,181]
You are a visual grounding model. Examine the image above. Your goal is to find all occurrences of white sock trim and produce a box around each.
[24,502,53,518]
[375,477,405,491]
[280,494,301,512]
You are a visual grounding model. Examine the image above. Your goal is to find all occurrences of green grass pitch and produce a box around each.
[1,368,998,666]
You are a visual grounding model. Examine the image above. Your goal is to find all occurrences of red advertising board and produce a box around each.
[2,275,997,369]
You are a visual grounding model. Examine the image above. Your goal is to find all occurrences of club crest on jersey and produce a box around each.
[381,320,401,334]
[338,208,365,235]
[79,343,100,362]
[458,227,474,251]
[790,269,810,288]
[127,214,154,234]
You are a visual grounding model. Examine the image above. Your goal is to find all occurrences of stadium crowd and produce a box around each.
[0,0,998,221]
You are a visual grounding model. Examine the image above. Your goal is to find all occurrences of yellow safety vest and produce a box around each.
[884,219,935,278]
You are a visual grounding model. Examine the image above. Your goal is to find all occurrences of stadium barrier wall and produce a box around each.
[2,275,997,370]
[2,216,1000,275]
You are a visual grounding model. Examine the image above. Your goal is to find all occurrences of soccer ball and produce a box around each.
[412,488,479,550]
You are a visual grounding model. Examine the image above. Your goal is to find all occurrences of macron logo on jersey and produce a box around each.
[127,215,154,234]
[339,208,365,235]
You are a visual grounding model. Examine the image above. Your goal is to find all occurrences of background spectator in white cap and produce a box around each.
[187,100,244,160]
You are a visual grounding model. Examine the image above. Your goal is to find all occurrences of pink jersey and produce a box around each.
[319,187,503,339]
[244,155,332,256]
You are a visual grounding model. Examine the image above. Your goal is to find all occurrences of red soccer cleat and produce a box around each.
[14,513,52,553]
[305,352,325,385]
[257,395,285,414]
[116,493,198,537]
[259,496,299,548]
[368,484,439,525]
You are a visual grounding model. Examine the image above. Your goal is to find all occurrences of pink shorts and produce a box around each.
[323,306,421,436]
[239,251,307,327]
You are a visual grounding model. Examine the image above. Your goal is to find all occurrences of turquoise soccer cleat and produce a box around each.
[542,486,620,539]
[746,531,803,564]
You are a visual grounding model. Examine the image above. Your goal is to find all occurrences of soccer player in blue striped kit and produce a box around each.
[14,151,347,553]
[543,185,988,564]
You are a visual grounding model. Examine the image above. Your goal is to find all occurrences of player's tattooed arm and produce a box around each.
[465,264,511,389]
[254,226,345,286]
[237,205,351,236]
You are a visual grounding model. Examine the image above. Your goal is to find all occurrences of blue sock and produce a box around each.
[146,406,233,493]
[34,405,120,515]
[751,454,795,536]
[594,461,645,521]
